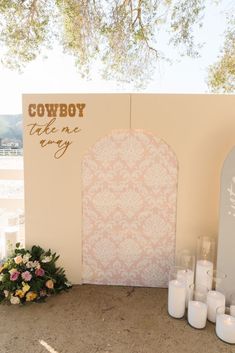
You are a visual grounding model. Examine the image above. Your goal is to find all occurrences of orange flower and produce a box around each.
[45,279,54,289]
[15,289,25,298]
[26,291,37,302]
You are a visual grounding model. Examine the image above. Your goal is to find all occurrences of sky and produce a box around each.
[0,1,231,114]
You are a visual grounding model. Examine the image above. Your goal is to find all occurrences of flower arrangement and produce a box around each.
[0,244,71,304]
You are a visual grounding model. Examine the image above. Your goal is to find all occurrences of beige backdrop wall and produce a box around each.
[23,94,130,284]
[23,94,235,284]
[132,94,235,254]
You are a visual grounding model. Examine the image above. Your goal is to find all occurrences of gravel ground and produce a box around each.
[0,285,233,353]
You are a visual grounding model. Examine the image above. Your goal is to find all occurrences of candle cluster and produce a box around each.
[0,211,24,260]
[168,237,235,344]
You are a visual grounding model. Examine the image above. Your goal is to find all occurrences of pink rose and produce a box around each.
[35,268,45,277]
[21,271,32,282]
[10,271,20,281]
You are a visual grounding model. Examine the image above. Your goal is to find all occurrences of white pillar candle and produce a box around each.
[177,269,194,307]
[195,260,213,290]
[188,301,208,329]
[194,290,205,302]
[207,291,226,323]
[216,314,235,344]
[230,305,235,317]
[0,234,3,260]
[194,286,208,303]
[7,214,18,226]
[168,280,186,319]
[4,227,18,258]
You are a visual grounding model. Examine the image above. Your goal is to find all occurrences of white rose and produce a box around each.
[42,256,52,263]
[36,262,41,269]
[26,261,34,269]
[4,290,9,297]
[23,253,31,264]
[10,296,20,305]
[14,255,23,265]
[32,261,40,268]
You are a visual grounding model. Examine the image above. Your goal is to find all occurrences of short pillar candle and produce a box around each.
[188,301,208,329]
[207,291,225,323]
[216,308,235,344]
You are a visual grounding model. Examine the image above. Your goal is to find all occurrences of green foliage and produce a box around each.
[0,0,56,71]
[56,0,102,77]
[208,17,235,93]
[170,0,205,57]
[0,0,234,90]
[98,0,162,86]
[0,245,72,305]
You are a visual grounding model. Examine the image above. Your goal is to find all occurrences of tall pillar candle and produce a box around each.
[4,226,18,258]
[168,280,186,319]
[194,285,208,303]
[177,269,194,307]
[195,260,213,290]
[207,291,225,323]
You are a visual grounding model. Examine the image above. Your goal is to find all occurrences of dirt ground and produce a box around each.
[0,285,233,353]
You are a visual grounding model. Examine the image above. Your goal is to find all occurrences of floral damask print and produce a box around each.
[82,130,178,287]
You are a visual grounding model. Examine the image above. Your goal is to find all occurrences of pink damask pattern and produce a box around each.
[82,130,178,287]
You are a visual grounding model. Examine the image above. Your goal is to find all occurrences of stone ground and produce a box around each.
[0,285,234,353]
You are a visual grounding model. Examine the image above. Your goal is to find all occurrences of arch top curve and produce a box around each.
[82,129,178,168]
[82,129,178,287]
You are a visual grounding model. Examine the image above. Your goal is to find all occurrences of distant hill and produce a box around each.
[0,115,22,142]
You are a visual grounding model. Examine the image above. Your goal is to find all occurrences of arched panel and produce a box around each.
[82,130,178,287]
[217,146,235,299]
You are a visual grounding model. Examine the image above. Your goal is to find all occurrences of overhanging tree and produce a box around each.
[0,0,234,91]
[208,16,235,93]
